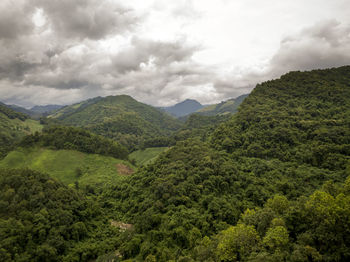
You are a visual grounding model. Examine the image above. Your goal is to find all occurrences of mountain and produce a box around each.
[196,94,248,116]
[49,95,183,150]
[162,99,204,117]
[101,66,350,260]
[30,104,64,114]
[0,103,42,158]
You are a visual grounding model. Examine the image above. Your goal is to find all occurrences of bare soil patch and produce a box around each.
[116,163,134,175]
[110,220,133,231]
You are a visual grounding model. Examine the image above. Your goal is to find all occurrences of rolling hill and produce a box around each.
[49,95,183,150]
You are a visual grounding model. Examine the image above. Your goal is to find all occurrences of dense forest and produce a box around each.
[0,66,350,261]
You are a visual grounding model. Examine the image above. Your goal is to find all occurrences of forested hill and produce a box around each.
[49,95,182,150]
[213,66,350,170]
[102,66,350,260]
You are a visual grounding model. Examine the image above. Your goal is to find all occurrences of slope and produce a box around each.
[0,147,134,188]
[31,104,64,115]
[0,103,43,158]
[49,95,182,150]
[102,66,350,260]
[197,94,248,116]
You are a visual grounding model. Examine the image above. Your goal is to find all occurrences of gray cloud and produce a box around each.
[212,20,350,100]
[268,20,350,76]
[0,0,350,108]
[35,0,139,40]
[0,0,34,40]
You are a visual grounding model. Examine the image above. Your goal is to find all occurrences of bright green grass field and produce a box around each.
[129,147,169,166]
[0,147,134,188]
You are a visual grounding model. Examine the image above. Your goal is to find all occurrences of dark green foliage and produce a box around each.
[103,139,345,260]
[204,177,350,261]
[0,169,121,262]
[19,126,129,160]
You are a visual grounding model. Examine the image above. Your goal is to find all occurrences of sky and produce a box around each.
[0,0,350,107]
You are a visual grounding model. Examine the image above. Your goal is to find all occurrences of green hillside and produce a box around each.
[100,66,350,260]
[0,104,43,158]
[49,95,182,150]
[0,148,134,188]
[129,147,169,166]
[196,94,248,116]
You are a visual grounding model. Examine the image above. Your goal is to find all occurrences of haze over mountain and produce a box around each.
[30,105,64,114]
[196,94,249,116]
[162,99,204,117]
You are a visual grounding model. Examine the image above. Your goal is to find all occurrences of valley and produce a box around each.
[1,66,350,261]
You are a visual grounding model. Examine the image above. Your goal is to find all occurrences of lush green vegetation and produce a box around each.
[0,169,123,262]
[129,147,169,166]
[49,95,183,150]
[19,126,128,160]
[0,148,133,188]
[99,66,350,260]
[2,66,350,261]
[0,104,43,158]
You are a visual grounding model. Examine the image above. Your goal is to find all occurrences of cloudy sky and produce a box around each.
[0,0,350,107]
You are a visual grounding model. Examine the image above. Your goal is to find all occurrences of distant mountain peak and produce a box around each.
[162,99,203,117]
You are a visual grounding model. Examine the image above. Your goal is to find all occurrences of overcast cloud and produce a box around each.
[0,0,349,107]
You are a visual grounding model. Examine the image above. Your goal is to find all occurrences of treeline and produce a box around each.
[0,169,121,261]
[0,104,28,121]
[19,126,129,160]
